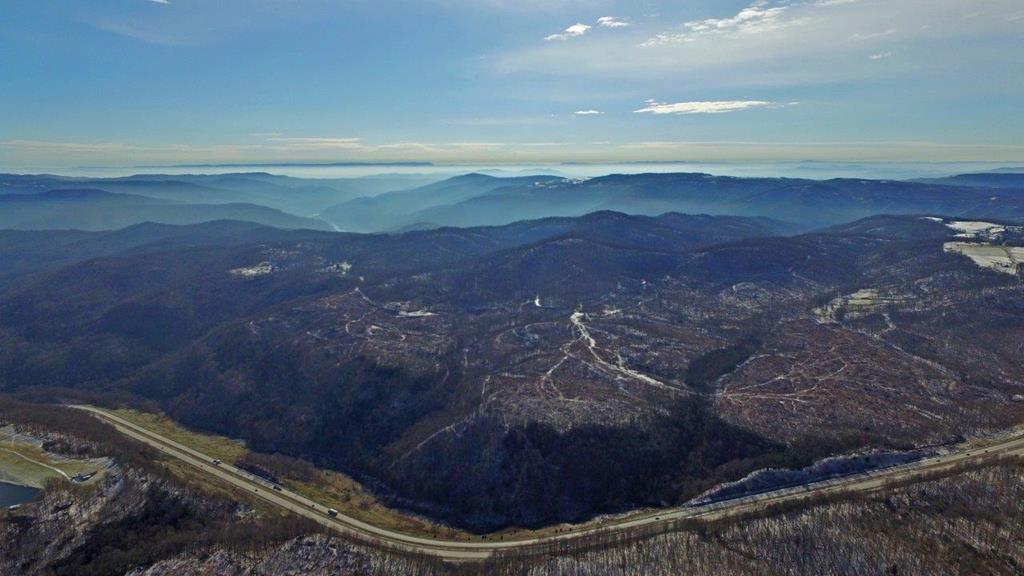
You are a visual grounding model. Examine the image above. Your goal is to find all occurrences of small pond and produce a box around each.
[0,481,39,508]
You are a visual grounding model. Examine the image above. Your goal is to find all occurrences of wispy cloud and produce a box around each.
[432,0,593,13]
[447,115,557,127]
[447,141,506,148]
[546,23,591,41]
[634,100,773,115]
[642,0,792,46]
[870,51,894,60]
[618,139,1024,151]
[498,0,1021,88]
[0,139,135,153]
[682,1,789,35]
[93,20,189,45]
[5,136,1024,166]
[546,17,631,41]
[264,137,364,150]
[597,16,629,28]
[92,2,325,45]
[573,109,604,115]
[851,28,897,41]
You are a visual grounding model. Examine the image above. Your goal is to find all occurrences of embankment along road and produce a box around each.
[72,405,1024,562]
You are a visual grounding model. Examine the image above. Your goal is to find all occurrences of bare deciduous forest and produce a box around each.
[3,396,1021,575]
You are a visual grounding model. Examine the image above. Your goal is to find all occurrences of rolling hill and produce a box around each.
[318,173,566,232]
[0,172,441,216]
[0,188,333,231]
[1,211,1021,530]
[322,172,1024,233]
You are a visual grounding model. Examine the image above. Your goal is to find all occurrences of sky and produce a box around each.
[1,0,1022,169]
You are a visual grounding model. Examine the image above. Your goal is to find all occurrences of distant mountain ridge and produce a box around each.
[912,172,1024,189]
[319,173,566,232]
[0,172,442,216]
[319,171,1024,233]
[0,188,333,232]
[6,169,1024,239]
[0,220,334,289]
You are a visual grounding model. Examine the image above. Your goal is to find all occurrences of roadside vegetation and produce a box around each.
[0,397,321,576]
[84,455,1024,576]
[109,407,461,539]
[467,457,1024,576]
[0,439,77,487]
[3,396,1023,575]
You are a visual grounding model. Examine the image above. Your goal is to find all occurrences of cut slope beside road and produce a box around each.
[72,405,1024,561]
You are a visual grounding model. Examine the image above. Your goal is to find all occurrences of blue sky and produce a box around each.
[1,0,1022,168]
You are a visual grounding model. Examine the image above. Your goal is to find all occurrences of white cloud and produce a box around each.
[597,16,630,28]
[5,136,1024,166]
[609,139,1024,167]
[447,141,506,148]
[264,137,364,150]
[634,100,773,115]
[574,109,604,115]
[0,139,135,153]
[149,0,170,4]
[870,51,894,60]
[546,23,591,41]
[265,137,361,143]
[498,0,1022,89]
[684,1,788,33]
[430,0,594,13]
[448,115,556,127]
[94,20,188,45]
[851,28,897,41]
[642,0,792,46]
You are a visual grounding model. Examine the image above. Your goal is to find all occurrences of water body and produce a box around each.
[0,481,39,507]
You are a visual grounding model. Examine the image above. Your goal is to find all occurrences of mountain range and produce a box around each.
[318,172,1024,232]
[1,208,1021,530]
[4,170,1023,235]
[0,188,334,232]
[0,172,439,217]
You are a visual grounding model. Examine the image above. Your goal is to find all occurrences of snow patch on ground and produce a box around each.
[938,220,1024,275]
[229,262,275,277]
[944,220,1016,240]
[813,288,906,323]
[398,310,436,318]
[321,261,353,276]
[944,243,1024,275]
[691,448,932,505]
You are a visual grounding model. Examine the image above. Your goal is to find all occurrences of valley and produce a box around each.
[7,2,1024,571]
[1,169,1023,574]
[67,405,1024,561]
[1,198,1022,532]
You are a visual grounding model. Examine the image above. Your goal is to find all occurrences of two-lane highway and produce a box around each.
[72,405,1024,562]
